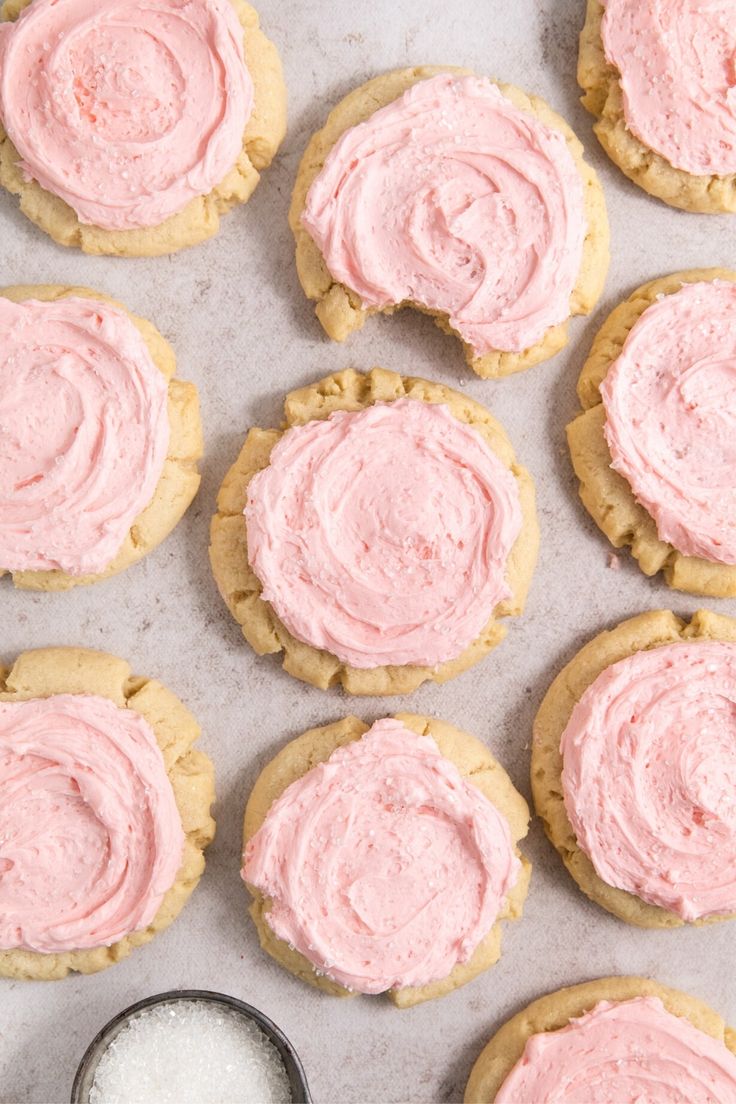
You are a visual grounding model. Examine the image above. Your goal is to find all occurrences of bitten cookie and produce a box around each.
[532,608,736,929]
[567,270,736,596]
[0,0,286,256]
[0,646,215,979]
[209,368,538,694]
[0,284,203,590]
[242,713,530,1008]
[290,67,608,379]
[465,976,736,1103]
[579,0,736,213]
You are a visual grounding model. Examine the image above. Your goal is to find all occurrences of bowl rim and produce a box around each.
[70,988,312,1104]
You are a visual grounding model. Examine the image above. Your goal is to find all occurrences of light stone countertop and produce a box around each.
[2,1,735,1101]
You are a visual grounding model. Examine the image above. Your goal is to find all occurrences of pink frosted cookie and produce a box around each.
[0,285,202,590]
[242,714,530,1007]
[579,0,736,211]
[290,68,608,378]
[0,0,286,254]
[466,978,736,1103]
[245,400,520,670]
[0,646,215,980]
[602,281,736,565]
[209,369,538,695]
[533,609,736,928]
[568,270,736,596]
[0,696,183,955]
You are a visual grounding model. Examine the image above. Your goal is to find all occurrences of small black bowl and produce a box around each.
[71,989,311,1104]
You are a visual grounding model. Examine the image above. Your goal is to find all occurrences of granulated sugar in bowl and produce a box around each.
[72,992,310,1104]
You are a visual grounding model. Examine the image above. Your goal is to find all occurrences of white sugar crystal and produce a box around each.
[89,1001,293,1104]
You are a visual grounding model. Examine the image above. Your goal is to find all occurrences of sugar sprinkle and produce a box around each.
[89,1000,293,1104]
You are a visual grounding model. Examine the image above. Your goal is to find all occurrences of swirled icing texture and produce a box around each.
[244,399,522,669]
[495,997,736,1103]
[0,694,184,953]
[560,640,736,920]
[0,0,252,230]
[242,718,520,994]
[601,281,736,564]
[601,0,736,176]
[301,74,586,355]
[0,296,169,576]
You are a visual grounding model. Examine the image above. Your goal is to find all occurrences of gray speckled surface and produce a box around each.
[2,1,736,1102]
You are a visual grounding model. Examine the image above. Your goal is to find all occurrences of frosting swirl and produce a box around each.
[0,296,169,576]
[601,0,736,176]
[495,997,736,1103]
[561,640,736,920]
[242,718,520,994]
[0,0,252,230]
[601,280,736,564]
[244,399,522,669]
[0,694,184,953]
[302,73,586,355]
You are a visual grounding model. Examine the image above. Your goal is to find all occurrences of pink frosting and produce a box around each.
[0,694,184,953]
[0,296,170,576]
[302,73,586,356]
[496,997,736,1103]
[242,718,520,994]
[244,399,522,669]
[560,640,736,920]
[0,0,252,230]
[602,0,736,176]
[601,280,736,564]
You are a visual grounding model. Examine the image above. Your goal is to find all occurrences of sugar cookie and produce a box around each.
[0,646,215,979]
[579,0,736,212]
[466,976,736,1102]
[0,0,286,255]
[532,609,736,928]
[290,68,608,378]
[243,713,530,1007]
[568,270,736,596]
[0,284,203,590]
[209,368,538,694]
